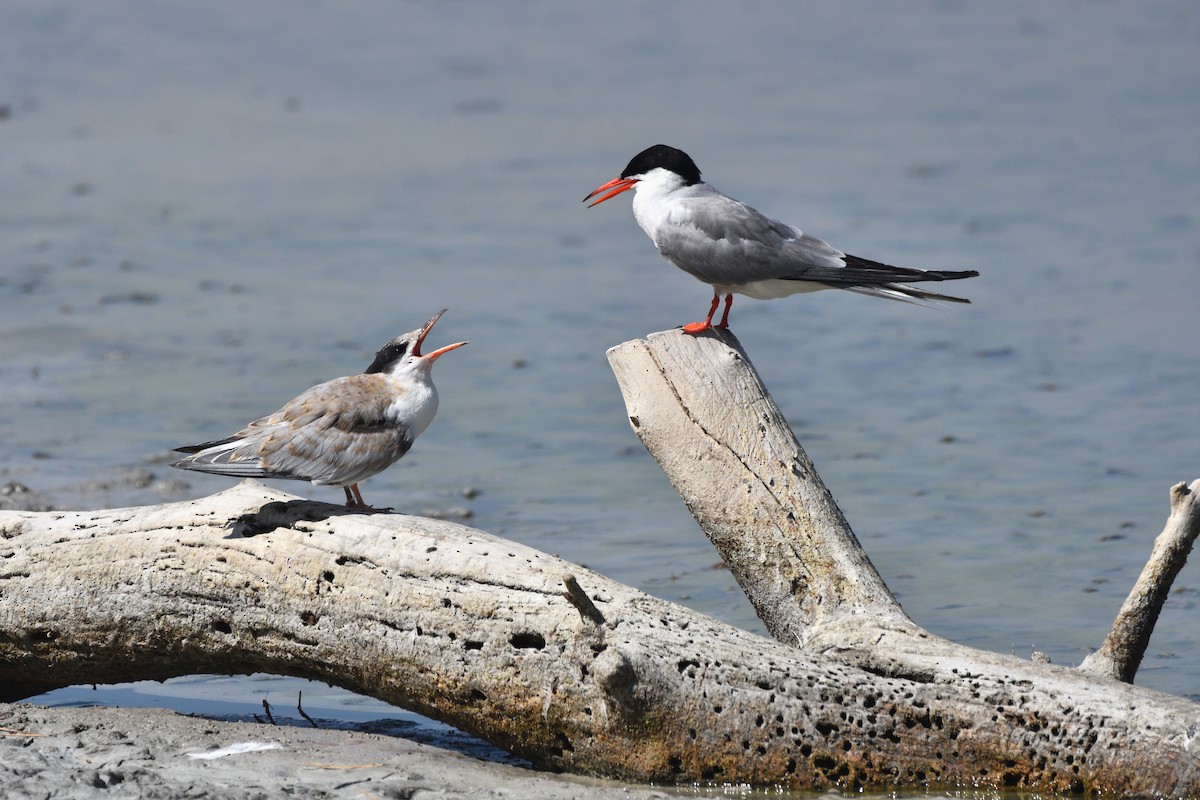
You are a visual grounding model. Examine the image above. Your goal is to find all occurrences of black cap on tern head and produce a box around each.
[621,144,702,185]
[363,310,467,375]
[364,309,443,374]
[364,334,414,374]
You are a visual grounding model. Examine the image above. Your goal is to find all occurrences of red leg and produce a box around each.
[344,483,391,513]
[682,294,720,335]
[343,483,369,508]
[716,293,734,329]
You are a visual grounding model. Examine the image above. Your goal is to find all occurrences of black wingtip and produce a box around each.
[172,434,242,455]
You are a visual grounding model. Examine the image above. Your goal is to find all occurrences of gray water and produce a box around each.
[4,1,1198,793]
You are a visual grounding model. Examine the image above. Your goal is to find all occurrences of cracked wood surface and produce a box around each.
[607,328,910,646]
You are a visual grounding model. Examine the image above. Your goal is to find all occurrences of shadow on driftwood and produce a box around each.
[229,499,383,538]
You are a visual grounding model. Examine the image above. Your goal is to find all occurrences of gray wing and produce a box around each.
[656,189,976,295]
[172,374,413,486]
[652,191,848,285]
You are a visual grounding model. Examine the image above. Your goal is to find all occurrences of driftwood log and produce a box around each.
[1,329,1197,796]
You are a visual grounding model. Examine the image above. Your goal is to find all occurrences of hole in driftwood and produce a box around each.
[509,632,546,650]
[551,732,573,756]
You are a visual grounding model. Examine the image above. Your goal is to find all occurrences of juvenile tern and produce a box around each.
[171,310,467,510]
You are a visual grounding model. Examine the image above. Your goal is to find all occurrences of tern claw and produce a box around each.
[343,484,392,512]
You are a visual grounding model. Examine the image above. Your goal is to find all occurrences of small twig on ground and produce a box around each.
[298,691,318,728]
[0,727,47,737]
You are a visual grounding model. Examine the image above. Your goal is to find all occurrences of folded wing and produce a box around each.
[172,375,413,487]
[655,193,977,301]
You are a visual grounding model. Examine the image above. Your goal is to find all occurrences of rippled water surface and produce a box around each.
[4,1,1198,793]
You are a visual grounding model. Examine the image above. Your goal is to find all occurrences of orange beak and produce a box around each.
[583,177,638,207]
[413,309,468,360]
[422,340,469,362]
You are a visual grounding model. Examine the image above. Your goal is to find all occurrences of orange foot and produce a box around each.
[343,484,393,513]
[682,293,733,335]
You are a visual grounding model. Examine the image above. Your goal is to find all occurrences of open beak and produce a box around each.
[423,339,469,362]
[412,309,468,360]
[583,177,638,207]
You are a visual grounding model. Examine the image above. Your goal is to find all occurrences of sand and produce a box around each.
[0,703,676,799]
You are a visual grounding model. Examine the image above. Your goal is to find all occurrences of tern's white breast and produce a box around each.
[630,170,702,247]
[386,376,439,438]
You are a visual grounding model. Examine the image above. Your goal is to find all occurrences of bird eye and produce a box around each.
[364,340,409,374]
